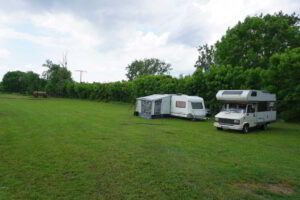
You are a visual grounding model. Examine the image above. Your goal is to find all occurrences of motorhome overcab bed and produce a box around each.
[214,90,276,133]
[135,94,206,120]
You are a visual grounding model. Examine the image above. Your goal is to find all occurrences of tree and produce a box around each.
[264,47,300,121]
[126,58,172,80]
[24,71,41,93]
[42,59,73,96]
[2,71,41,93]
[214,12,300,68]
[195,44,215,72]
[2,71,27,93]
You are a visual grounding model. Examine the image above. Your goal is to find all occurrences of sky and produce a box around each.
[0,0,299,82]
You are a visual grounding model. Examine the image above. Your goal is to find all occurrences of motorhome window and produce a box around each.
[258,102,268,112]
[251,91,257,96]
[191,102,203,109]
[222,91,243,95]
[176,101,186,108]
[222,103,246,113]
[247,105,255,113]
[267,102,276,111]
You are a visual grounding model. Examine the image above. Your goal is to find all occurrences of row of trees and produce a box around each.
[1,12,299,121]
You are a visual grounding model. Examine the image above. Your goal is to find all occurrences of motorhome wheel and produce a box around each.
[260,123,268,130]
[243,124,249,133]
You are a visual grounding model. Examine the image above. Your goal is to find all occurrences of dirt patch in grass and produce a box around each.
[265,183,294,195]
[234,182,294,196]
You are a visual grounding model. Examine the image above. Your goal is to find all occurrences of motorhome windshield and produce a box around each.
[222,103,246,113]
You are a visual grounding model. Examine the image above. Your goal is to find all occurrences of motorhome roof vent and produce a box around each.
[251,91,257,96]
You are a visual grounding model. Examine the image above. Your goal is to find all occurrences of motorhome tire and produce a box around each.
[260,123,267,130]
[217,127,222,131]
[243,124,249,133]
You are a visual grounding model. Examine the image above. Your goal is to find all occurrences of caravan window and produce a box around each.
[191,102,203,109]
[176,101,186,108]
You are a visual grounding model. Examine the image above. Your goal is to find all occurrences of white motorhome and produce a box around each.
[135,94,206,120]
[170,95,206,120]
[214,90,276,133]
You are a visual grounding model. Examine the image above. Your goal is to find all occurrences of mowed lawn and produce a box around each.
[0,94,299,200]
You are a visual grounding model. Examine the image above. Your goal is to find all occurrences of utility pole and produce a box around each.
[75,70,87,83]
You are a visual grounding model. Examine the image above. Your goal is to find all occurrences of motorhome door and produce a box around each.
[246,104,256,127]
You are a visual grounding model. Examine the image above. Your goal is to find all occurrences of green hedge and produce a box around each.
[2,48,299,121]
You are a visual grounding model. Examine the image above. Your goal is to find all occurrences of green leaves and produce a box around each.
[2,71,41,94]
[264,48,300,121]
[42,60,73,96]
[126,58,172,80]
[214,12,300,68]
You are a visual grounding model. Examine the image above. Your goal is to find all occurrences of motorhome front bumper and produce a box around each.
[214,122,243,130]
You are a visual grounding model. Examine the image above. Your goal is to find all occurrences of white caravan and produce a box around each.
[214,90,276,133]
[135,94,206,120]
[170,95,206,120]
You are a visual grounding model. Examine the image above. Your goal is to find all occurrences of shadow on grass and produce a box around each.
[216,127,274,135]
[217,125,299,136]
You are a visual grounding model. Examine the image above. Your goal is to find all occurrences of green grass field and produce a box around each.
[0,94,299,200]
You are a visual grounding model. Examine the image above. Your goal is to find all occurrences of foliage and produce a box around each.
[126,58,172,80]
[214,12,300,68]
[194,44,215,72]
[42,60,73,96]
[132,75,178,98]
[2,71,41,93]
[264,47,300,121]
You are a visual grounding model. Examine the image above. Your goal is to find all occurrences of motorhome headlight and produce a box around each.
[215,117,219,122]
[233,119,240,124]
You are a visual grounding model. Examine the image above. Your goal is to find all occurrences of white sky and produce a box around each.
[0,0,299,82]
